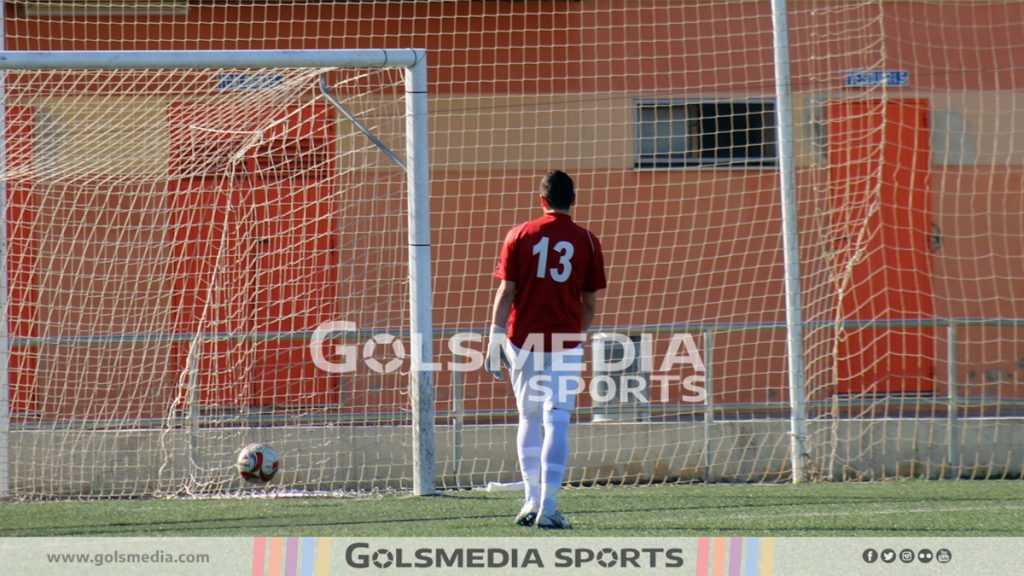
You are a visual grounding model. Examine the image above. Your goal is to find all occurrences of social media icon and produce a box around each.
[918,549,934,563]
[881,549,897,563]
[900,549,915,563]
[936,549,952,563]
[862,549,878,563]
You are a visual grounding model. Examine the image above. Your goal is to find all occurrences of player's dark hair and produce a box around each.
[541,170,576,210]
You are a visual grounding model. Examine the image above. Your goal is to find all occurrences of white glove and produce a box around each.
[485,324,508,380]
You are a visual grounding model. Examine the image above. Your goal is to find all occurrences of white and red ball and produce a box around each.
[237,442,280,483]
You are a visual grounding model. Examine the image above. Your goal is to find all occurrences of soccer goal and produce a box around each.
[0,49,436,498]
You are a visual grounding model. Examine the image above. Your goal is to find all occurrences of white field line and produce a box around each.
[704,503,1024,521]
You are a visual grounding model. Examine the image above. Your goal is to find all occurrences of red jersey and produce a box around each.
[495,212,607,350]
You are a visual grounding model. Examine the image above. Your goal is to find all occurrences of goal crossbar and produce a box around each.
[0,48,436,497]
[0,49,424,70]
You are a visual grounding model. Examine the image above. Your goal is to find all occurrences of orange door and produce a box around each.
[167,176,255,407]
[246,177,340,407]
[828,99,935,395]
[168,102,339,408]
[5,106,38,417]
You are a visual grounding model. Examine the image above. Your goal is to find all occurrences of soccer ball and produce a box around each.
[237,442,280,483]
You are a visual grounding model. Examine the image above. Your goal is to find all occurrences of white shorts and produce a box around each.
[505,342,585,416]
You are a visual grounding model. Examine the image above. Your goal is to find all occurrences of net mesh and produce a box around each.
[1,0,1023,498]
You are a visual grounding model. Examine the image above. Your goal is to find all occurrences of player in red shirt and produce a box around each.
[487,170,607,529]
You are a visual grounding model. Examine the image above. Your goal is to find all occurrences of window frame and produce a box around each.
[633,98,779,169]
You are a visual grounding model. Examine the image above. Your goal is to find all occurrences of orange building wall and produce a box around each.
[3,1,1024,417]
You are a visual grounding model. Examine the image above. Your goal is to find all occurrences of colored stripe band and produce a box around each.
[744,537,762,576]
[696,536,711,576]
[252,537,266,576]
[712,537,727,576]
[285,537,299,576]
[729,537,743,576]
[759,538,775,576]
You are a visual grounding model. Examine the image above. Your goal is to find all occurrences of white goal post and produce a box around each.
[770,0,809,484]
[0,49,436,498]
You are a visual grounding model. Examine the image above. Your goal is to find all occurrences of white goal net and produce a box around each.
[0,50,432,498]
[1,1,1023,499]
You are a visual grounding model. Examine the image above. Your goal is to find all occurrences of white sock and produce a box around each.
[517,416,542,505]
[540,408,571,512]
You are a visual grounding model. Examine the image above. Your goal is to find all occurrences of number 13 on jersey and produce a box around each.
[532,236,574,282]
